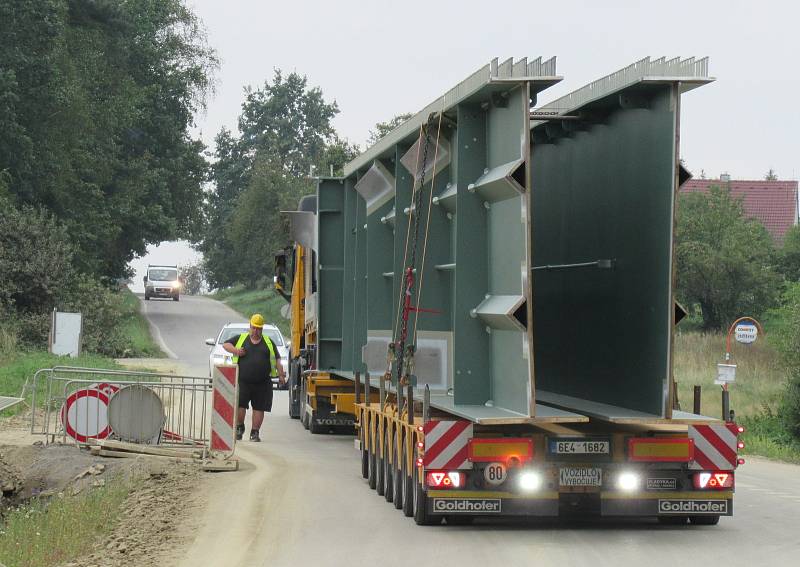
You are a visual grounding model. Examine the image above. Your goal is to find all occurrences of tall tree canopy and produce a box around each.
[0,0,217,279]
[199,70,359,289]
[676,186,780,329]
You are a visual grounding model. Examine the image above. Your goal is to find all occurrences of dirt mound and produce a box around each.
[0,443,144,505]
[0,451,23,498]
[60,464,204,567]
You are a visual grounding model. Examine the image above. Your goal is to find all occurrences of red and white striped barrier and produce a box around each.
[211,364,238,456]
[423,420,473,470]
[688,423,740,470]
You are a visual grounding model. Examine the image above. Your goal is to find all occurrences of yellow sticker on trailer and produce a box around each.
[468,438,534,462]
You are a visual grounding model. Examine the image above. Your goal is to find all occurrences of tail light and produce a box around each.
[693,472,734,490]
[426,471,464,489]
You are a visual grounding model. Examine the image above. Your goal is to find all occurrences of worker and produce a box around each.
[222,313,286,441]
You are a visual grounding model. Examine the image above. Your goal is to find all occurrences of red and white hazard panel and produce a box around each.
[688,423,740,470]
[422,420,473,470]
[211,365,238,454]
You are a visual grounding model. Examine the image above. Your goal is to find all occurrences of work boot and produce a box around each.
[250,429,261,442]
[235,424,244,441]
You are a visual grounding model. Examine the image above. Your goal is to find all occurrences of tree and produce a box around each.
[676,186,780,329]
[778,224,800,281]
[765,168,778,181]
[237,70,340,177]
[770,283,800,439]
[179,263,205,295]
[199,69,354,288]
[367,113,413,146]
[0,0,217,280]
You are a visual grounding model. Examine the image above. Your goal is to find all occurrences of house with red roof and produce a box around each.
[680,176,799,245]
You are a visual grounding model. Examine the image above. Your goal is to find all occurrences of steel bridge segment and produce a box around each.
[530,56,714,126]
[528,56,714,420]
[343,57,562,178]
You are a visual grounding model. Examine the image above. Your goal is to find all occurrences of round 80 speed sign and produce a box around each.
[484,462,507,485]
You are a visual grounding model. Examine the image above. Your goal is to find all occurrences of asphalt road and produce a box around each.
[141,294,800,567]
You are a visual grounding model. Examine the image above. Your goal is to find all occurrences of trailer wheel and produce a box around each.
[689,515,720,526]
[376,430,386,496]
[368,439,377,490]
[402,458,413,517]
[445,516,474,526]
[383,433,394,503]
[361,446,369,479]
[413,463,441,525]
[657,516,688,525]
[392,432,403,509]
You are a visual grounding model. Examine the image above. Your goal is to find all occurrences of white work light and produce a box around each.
[518,470,542,492]
[616,471,640,491]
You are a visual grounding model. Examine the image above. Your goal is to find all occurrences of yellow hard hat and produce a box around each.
[249,314,265,328]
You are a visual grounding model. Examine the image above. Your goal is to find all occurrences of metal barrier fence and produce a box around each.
[28,366,211,450]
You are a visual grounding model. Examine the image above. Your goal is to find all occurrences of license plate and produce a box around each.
[550,440,610,455]
[559,467,602,487]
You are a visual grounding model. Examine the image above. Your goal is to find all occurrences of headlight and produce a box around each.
[172,281,181,288]
[518,470,542,492]
[616,471,640,491]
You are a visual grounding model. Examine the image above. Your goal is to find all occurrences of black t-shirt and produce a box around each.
[224,334,280,384]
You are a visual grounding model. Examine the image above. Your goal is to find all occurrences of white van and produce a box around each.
[143,265,181,301]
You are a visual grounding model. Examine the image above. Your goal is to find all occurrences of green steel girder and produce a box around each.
[310,57,713,422]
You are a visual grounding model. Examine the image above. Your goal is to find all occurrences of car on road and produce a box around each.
[206,322,289,388]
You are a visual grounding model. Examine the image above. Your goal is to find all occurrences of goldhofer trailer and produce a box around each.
[275,56,743,525]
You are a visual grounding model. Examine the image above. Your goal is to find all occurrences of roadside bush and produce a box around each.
[61,276,131,357]
[0,203,75,315]
[0,200,137,357]
[770,282,800,439]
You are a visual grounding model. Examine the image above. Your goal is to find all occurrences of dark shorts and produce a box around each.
[238,380,273,412]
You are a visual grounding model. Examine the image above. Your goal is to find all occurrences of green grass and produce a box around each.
[739,412,800,464]
[0,351,122,414]
[674,331,800,463]
[212,285,289,336]
[673,331,789,418]
[0,479,133,567]
[118,288,163,357]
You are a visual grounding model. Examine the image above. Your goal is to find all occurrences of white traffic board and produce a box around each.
[735,323,758,344]
[715,363,737,385]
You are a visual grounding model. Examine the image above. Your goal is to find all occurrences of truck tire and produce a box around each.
[689,515,720,526]
[413,463,441,525]
[376,434,386,496]
[445,516,474,525]
[144,293,150,300]
[658,516,688,525]
[173,295,179,301]
[402,459,414,517]
[361,447,369,479]
[392,433,403,509]
[288,364,300,419]
[383,433,394,503]
[309,412,324,434]
[368,441,377,490]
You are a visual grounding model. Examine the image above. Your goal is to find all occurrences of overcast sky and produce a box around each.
[132,0,800,281]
